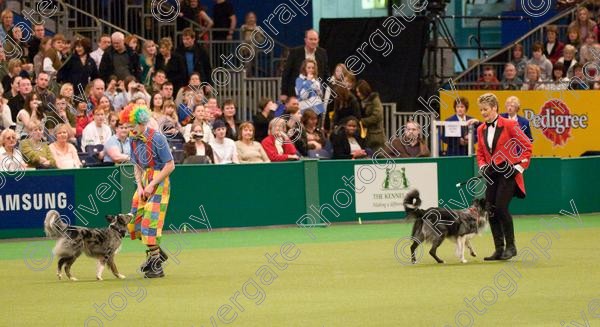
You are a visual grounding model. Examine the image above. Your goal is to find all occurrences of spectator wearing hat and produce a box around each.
[209,119,239,164]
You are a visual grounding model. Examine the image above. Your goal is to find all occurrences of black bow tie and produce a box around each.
[486,118,498,128]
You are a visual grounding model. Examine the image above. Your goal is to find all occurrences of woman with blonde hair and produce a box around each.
[235,121,270,163]
[49,123,82,169]
[157,101,184,142]
[0,128,27,171]
[140,40,157,86]
[521,64,546,90]
[568,6,596,43]
[155,37,186,93]
[19,120,56,168]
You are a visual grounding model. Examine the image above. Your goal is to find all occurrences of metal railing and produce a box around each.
[453,6,581,89]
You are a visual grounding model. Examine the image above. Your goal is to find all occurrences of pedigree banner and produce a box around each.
[439,90,595,157]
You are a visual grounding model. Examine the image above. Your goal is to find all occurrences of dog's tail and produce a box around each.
[44,210,68,239]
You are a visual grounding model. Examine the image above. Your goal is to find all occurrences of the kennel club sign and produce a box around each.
[0,175,75,229]
[354,163,438,213]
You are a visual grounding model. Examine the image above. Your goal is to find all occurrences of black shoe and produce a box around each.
[500,246,517,260]
[144,269,165,278]
[140,248,168,272]
[484,249,504,261]
[143,256,165,278]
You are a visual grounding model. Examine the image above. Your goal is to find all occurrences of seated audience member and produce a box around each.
[295,59,325,115]
[325,84,361,133]
[570,63,590,89]
[209,119,239,164]
[557,44,578,78]
[511,43,528,79]
[383,121,430,158]
[548,62,569,90]
[261,119,299,162]
[475,66,500,90]
[302,109,327,157]
[49,123,82,169]
[0,128,27,171]
[544,25,564,64]
[176,87,200,126]
[356,80,385,153]
[1,93,15,130]
[235,121,270,163]
[205,97,220,122]
[500,96,533,142]
[521,64,546,90]
[15,93,45,139]
[184,122,214,164]
[252,97,276,142]
[75,99,92,143]
[443,97,478,156]
[103,121,131,163]
[331,116,369,160]
[81,106,112,155]
[579,33,598,66]
[527,42,553,80]
[108,112,119,134]
[183,104,214,144]
[568,6,595,44]
[285,105,308,157]
[46,95,76,137]
[157,101,185,142]
[565,26,580,50]
[500,63,523,90]
[19,120,56,168]
[219,99,240,140]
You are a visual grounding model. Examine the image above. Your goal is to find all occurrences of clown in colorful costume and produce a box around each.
[119,104,175,278]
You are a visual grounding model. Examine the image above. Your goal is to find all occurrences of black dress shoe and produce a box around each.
[500,247,517,260]
[484,250,504,261]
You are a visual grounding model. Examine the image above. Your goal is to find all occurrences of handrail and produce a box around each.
[453,6,580,84]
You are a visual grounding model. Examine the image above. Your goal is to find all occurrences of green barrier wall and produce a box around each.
[1,156,598,239]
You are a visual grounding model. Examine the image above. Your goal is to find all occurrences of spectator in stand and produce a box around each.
[284,105,308,157]
[252,97,276,142]
[103,120,131,164]
[511,43,528,79]
[87,79,105,112]
[46,95,76,139]
[108,112,119,134]
[90,34,111,70]
[151,69,167,93]
[219,99,240,140]
[331,116,369,160]
[140,40,157,87]
[383,121,430,158]
[282,29,329,102]
[356,80,385,153]
[570,63,591,89]
[522,64,546,90]
[1,59,25,94]
[81,106,111,154]
[74,100,91,144]
[558,44,578,78]
[49,123,82,169]
[210,119,239,164]
[183,104,209,142]
[155,37,187,94]
[33,37,52,77]
[213,0,237,42]
[122,76,151,106]
[19,120,56,169]
[179,0,214,37]
[578,33,597,65]
[500,63,523,90]
[43,34,67,79]
[548,62,569,90]
[183,122,215,164]
[236,121,270,163]
[33,72,56,119]
[476,65,500,90]
[160,81,175,103]
[175,72,205,106]
[157,101,185,142]
[302,109,327,157]
[59,83,76,110]
[104,76,127,111]
[4,75,20,101]
[8,77,32,124]
[0,128,27,171]
[58,38,99,92]
[99,32,140,82]
[240,11,266,76]
[125,34,140,54]
[528,42,553,80]
[150,92,164,121]
[568,6,596,43]
[176,28,213,86]
[205,97,220,122]
[15,93,44,140]
[1,10,26,60]
[27,23,46,64]
[443,96,477,157]
[544,25,565,64]
[295,59,325,115]
[566,26,581,50]
[261,118,299,162]
[500,96,533,142]
[0,90,14,130]
[176,84,204,126]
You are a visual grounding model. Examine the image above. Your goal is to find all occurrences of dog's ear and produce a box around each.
[105,215,115,223]
[117,214,130,225]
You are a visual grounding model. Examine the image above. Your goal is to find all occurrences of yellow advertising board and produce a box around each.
[439,90,596,157]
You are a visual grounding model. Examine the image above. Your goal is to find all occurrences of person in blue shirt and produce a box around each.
[120,104,175,278]
[500,96,534,142]
[103,120,131,163]
[444,96,478,156]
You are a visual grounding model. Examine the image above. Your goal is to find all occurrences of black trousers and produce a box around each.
[485,171,518,251]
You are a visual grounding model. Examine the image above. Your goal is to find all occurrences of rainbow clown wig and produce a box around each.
[119,104,151,125]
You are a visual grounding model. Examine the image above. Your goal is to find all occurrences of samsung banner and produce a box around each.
[354,163,439,213]
[0,175,75,229]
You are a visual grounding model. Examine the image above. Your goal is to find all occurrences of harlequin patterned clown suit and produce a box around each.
[119,104,175,278]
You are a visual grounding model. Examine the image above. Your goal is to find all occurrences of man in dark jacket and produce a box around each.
[99,32,140,82]
[176,28,213,86]
[281,29,329,101]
